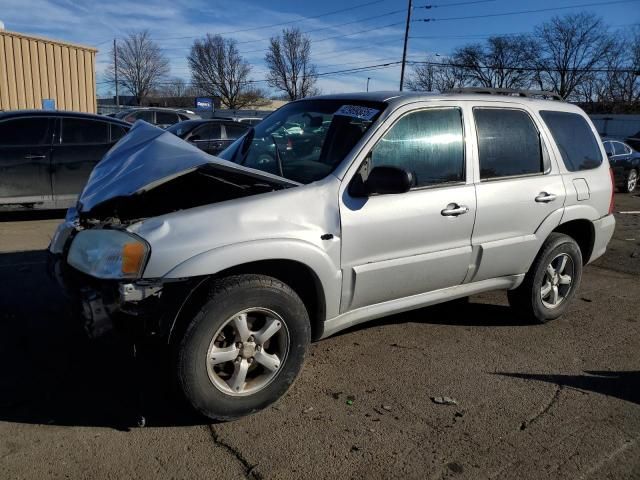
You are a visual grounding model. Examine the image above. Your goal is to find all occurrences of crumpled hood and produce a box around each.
[77,121,297,213]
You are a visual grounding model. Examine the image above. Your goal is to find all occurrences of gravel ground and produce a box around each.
[0,194,639,479]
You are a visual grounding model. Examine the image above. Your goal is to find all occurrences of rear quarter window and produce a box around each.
[539,111,603,171]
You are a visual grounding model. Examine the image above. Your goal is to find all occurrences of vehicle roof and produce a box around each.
[171,119,248,128]
[306,91,584,113]
[0,109,131,126]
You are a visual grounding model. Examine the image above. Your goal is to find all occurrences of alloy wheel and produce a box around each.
[540,253,574,309]
[206,308,290,396]
[628,170,638,192]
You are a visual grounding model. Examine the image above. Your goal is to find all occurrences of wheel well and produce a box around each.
[167,260,326,344]
[552,219,595,264]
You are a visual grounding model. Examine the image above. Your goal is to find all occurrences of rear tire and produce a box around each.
[175,274,310,421]
[623,168,638,193]
[508,233,582,324]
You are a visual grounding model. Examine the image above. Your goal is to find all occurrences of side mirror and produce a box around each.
[606,151,613,158]
[351,166,414,197]
[189,134,201,142]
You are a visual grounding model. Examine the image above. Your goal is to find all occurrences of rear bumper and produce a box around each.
[587,214,616,264]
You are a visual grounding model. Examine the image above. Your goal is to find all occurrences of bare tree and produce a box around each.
[265,28,318,100]
[188,34,263,109]
[452,35,535,89]
[105,31,170,104]
[604,27,640,103]
[155,77,189,97]
[406,55,466,92]
[532,13,615,99]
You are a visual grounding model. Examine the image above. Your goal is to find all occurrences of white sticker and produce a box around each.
[335,105,379,121]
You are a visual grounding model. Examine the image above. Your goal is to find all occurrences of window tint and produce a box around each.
[156,111,178,125]
[370,108,465,188]
[540,111,602,171]
[61,118,109,144]
[127,111,153,123]
[613,142,629,155]
[225,124,249,139]
[0,117,51,145]
[474,108,543,179]
[603,141,614,156]
[110,124,128,142]
[192,124,221,140]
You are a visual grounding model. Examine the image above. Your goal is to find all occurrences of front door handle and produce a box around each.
[535,192,557,203]
[24,154,47,160]
[441,203,469,217]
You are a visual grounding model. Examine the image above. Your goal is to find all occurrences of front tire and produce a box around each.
[508,233,582,324]
[175,275,310,421]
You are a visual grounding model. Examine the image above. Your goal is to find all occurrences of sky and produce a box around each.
[1,0,639,98]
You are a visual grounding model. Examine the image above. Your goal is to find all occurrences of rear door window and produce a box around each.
[603,141,614,157]
[61,118,109,144]
[474,108,543,179]
[0,117,51,145]
[225,124,249,139]
[156,111,179,125]
[192,123,221,140]
[539,111,603,171]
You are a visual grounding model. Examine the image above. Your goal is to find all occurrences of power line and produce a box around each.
[150,0,388,42]
[409,60,640,73]
[415,0,640,22]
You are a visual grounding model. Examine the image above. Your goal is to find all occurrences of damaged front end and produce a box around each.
[49,121,298,339]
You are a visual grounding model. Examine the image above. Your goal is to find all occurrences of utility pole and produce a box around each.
[366,77,371,92]
[113,38,119,107]
[399,0,413,91]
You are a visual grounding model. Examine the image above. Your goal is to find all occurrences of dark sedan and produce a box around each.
[166,119,250,156]
[603,138,640,193]
[0,111,130,210]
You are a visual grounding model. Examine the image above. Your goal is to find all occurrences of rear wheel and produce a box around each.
[508,233,582,323]
[623,168,638,193]
[175,275,310,421]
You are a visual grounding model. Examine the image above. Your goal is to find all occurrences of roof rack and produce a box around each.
[444,87,564,101]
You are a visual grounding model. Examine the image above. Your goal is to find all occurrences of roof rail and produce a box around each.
[444,87,564,101]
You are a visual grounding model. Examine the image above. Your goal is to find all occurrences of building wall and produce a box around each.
[0,30,97,113]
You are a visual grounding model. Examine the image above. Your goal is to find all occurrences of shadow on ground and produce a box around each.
[496,371,640,405]
[0,249,202,430]
[1,249,628,430]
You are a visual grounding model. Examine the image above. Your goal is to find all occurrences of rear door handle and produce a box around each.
[441,203,469,217]
[24,154,47,160]
[535,192,557,203]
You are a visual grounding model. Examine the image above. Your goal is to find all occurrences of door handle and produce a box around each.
[24,154,47,160]
[535,192,557,203]
[441,203,469,217]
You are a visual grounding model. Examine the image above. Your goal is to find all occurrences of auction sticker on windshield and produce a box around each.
[335,105,380,121]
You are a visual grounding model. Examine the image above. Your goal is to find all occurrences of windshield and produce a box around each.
[218,99,386,184]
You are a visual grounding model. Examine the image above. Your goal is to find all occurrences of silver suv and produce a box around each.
[50,90,616,420]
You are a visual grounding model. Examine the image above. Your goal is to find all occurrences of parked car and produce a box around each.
[602,138,639,192]
[115,108,200,128]
[166,119,250,156]
[50,90,615,421]
[0,110,130,209]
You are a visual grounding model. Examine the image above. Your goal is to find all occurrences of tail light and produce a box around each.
[609,168,615,215]
[286,138,293,151]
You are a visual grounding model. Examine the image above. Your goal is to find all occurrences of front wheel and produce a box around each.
[175,275,310,421]
[508,233,583,324]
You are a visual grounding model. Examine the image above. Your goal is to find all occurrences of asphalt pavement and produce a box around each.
[0,194,639,479]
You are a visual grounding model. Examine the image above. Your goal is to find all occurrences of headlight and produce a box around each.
[67,230,150,279]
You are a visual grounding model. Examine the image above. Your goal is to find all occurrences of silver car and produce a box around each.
[50,91,616,421]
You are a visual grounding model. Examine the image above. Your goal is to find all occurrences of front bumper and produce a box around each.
[51,250,194,340]
[587,214,616,264]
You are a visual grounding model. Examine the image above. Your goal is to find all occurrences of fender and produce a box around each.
[561,203,602,223]
[162,238,342,320]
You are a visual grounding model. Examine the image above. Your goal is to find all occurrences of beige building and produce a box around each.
[0,28,97,113]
